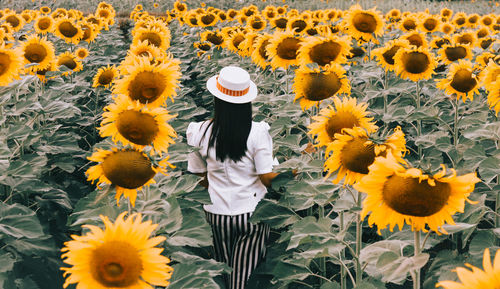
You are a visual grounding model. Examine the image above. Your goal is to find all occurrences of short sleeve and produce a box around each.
[186,122,207,173]
[253,122,274,174]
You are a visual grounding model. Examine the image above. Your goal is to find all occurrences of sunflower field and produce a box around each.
[0,0,499,288]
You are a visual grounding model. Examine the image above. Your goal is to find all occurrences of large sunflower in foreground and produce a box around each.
[308,96,378,148]
[0,46,23,86]
[393,46,436,82]
[436,60,480,102]
[100,94,177,156]
[354,153,480,234]
[372,39,410,72]
[486,76,500,115]
[267,31,303,70]
[343,5,384,42]
[54,18,83,44]
[480,61,500,92]
[93,65,118,88]
[437,248,500,289]
[293,63,351,110]
[61,212,173,289]
[297,35,352,67]
[18,34,55,72]
[86,148,173,206]
[324,126,407,185]
[114,57,181,107]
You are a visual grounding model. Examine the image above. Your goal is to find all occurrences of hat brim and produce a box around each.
[207,75,258,104]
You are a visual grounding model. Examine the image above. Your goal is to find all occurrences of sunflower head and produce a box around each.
[19,34,55,73]
[0,46,23,86]
[132,26,171,50]
[93,65,118,88]
[436,60,480,102]
[201,30,224,47]
[372,39,410,72]
[250,33,272,69]
[344,5,384,42]
[54,18,83,44]
[197,12,217,27]
[61,212,173,288]
[419,14,441,33]
[56,51,83,75]
[394,46,436,82]
[452,31,477,47]
[293,64,351,110]
[287,17,309,34]
[297,35,352,67]
[271,16,288,30]
[438,43,472,64]
[267,31,303,70]
[400,15,417,32]
[34,16,54,34]
[3,13,25,32]
[402,31,428,48]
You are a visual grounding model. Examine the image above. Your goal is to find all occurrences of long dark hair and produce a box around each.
[201,97,252,162]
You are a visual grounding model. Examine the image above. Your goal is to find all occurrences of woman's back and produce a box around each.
[187,120,274,215]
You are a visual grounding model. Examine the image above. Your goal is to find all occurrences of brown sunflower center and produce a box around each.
[325,111,360,140]
[382,45,402,65]
[37,18,51,30]
[405,34,424,48]
[340,136,375,174]
[382,175,451,216]
[450,68,477,93]
[232,34,245,49]
[482,17,492,26]
[0,53,11,75]
[101,150,156,189]
[455,17,466,25]
[58,56,77,70]
[98,69,115,85]
[477,29,488,38]
[442,25,453,34]
[468,15,478,24]
[201,14,215,25]
[423,18,438,31]
[58,21,78,38]
[401,51,430,74]
[276,37,301,60]
[352,12,378,33]
[349,47,365,58]
[444,46,467,61]
[306,28,318,36]
[274,18,288,29]
[99,10,110,19]
[81,25,92,40]
[402,19,416,31]
[303,72,342,101]
[128,71,167,104]
[252,20,264,30]
[90,241,143,287]
[116,110,159,145]
[24,43,48,64]
[6,15,20,28]
[480,39,493,50]
[434,38,450,48]
[309,41,342,66]
[77,50,87,58]
[291,19,307,32]
[456,34,473,45]
[139,32,162,47]
[258,39,270,59]
[207,33,223,45]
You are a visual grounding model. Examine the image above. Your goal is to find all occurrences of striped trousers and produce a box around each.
[205,210,270,289]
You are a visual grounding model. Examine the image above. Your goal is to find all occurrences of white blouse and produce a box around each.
[186,120,276,215]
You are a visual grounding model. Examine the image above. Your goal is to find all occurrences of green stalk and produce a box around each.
[453,97,459,148]
[318,204,326,284]
[383,70,388,114]
[355,191,363,284]
[340,211,347,289]
[415,81,422,159]
[413,231,421,289]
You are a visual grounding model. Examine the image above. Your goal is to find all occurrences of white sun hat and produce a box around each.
[207,66,258,104]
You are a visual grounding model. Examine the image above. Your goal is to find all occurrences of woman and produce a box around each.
[186,66,281,289]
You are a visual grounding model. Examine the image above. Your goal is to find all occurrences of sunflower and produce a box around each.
[480,61,500,91]
[54,18,83,44]
[287,17,309,34]
[293,63,351,110]
[96,8,115,30]
[40,6,51,14]
[129,40,164,60]
[247,15,266,31]
[402,31,428,48]
[479,38,495,50]
[18,34,55,72]
[86,148,173,206]
[440,23,455,34]
[466,13,480,28]
[79,21,98,43]
[61,212,173,288]
[419,14,441,33]
[436,60,480,102]
[440,8,453,20]
[438,43,472,64]
[308,96,377,148]
[372,39,410,72]
[343,5,384,42]
[194,41,211,52]
[197,12,218,27]
[475,52,496,68]
[354,153,480,234]
[324,126,407,185]
[239,32,258,56]
[385,9,401,23]
[225,29,248,56]
[267,31,303,70]
[0,46,23,86]
[487,78,500,115]
[34,16,54,34]
[430,36,451,49]
[93,65,118,88]
[437,248,500,289]
[452,31,477,47]
[100,95,177,156]
[56,51,83,75]
[297,35,352,67]
[3,13,25,32]
[51,8,67,19]
[200,30,224,48]
[75,47,89,59]
[475,27,490,39]
[400,15,418,32]
[480,14,494,28]
[452,13,467,28]
[114,57,181,107]
[227,9,238,20]
[173,1,187,14]
[132,27,170,51]
[20,11,33,23]
[394,46,436,82]
[249,33,271,69]
[271,16,288,30]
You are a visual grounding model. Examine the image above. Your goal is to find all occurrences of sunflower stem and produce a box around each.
[355,190,363,285]
[415,81,422,159]
[383,70,388,114]
[413,231,421,289]
[340,211,347,289]
[453,97,459,148]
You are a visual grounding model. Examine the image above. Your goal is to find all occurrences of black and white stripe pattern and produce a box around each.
[205,210,270,289]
